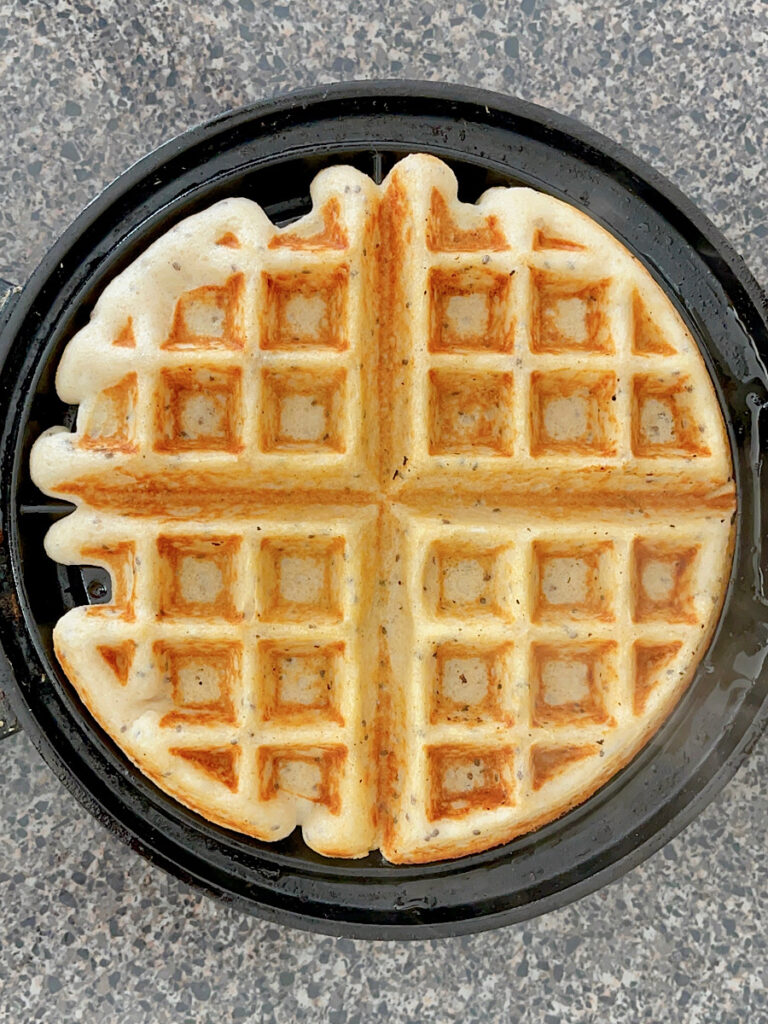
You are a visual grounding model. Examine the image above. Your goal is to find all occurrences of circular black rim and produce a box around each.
[1,80,768,939]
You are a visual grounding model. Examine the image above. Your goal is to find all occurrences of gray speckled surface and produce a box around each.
[1,1,767,1021]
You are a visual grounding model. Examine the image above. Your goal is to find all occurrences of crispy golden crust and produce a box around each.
[32,155,735,863]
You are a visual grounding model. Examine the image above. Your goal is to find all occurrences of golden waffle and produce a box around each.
[30,154,735,863]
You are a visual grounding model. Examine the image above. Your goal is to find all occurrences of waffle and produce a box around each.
[30,154,735,863]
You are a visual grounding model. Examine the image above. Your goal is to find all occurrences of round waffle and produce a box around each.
[30,154,735,863]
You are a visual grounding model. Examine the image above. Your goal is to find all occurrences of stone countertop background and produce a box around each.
[1,1,766,1021]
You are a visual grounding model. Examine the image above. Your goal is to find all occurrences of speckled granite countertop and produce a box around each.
[1,2,767,1021]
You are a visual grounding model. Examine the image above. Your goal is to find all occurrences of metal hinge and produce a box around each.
[0,649,21,739]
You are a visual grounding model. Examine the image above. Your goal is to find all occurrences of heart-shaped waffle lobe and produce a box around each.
[31,155,735,863]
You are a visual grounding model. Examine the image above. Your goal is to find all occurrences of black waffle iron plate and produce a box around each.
[1,82,767,938]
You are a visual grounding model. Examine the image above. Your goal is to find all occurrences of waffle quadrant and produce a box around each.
[30,155,735,863]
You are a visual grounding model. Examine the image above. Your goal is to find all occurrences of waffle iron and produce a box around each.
[1,81,767,938]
